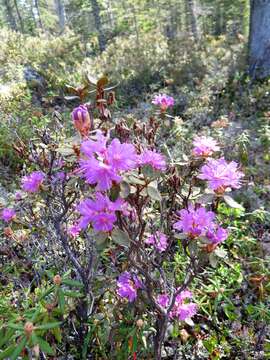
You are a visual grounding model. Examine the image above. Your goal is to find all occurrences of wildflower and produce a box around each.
[79,157,122,191]
[80,131,108,158]
[139,150,166,171]
[152,94,174,111]
[117,272,142,302]
[206,226,228,245]
[198,158,244,193]
[77,193,124,232]
[192,136,220,157]
[1,208,16,222]
[72,105,91,137]
[14,192,22,201]
[107,138,137,171]
[145,231,168,252]
[79,133,138,191]
[173,206,215,238]
[157,289,197,321]
[52,171,66,183]
[68,224,81,238]
[21,171,45,193]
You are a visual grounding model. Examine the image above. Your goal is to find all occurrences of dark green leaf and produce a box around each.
[111,228,131,247]
[35,322,61,330]
[62,279,84,288]
[36,337,54,355]
[10,337,27,360]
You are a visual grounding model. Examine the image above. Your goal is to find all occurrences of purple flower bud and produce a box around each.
[1,208,16,222]
[72,105,91,136]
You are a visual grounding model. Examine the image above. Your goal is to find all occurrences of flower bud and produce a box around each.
[4,227,13,237]
[24,321,34,336]
[107,91,115,105]
[136,319,144,328]
[72,105,91,137]
[32,344,40,359]
[53,274,62,286]
[180,329,190,343]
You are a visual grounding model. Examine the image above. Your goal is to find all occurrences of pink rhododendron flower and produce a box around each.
[157,289,197,321]
[107,138,138,171]
[152,94,174,111]
[52,171,66,183]
[145,231,168,252]
[79,157,122,191]
[117,272,142,302]
[198,158,244,193]
[80,131,108,158]
[1,208,16,222]
[21,171,45,193]
[79,132,138,191]
[15,192,22,201]
[173,206,215,238]
[77,193,125,232]
[192,136,220,157]
[68,224,81,238]
[139,150,166,171]
[206,226,228,245]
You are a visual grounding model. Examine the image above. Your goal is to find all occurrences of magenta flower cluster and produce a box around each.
[1,208,16,222]
[157,290,197,321]
[145,231,168,252]
[152,94,175,111]
[79,131,167,191]
[192,136,220,157]
[198,158,244,193]
[77,193,126,232]
[173,205,228,244]
[139,150,166,171]
[117,271,143,302]
[68,224,81,238]
[21,171,45,193]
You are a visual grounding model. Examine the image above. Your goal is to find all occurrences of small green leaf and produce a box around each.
[82,326,93,359]
[58,288,65,313]
[0,345,16,360]
[94,232,108,246]
[128,175,145,185]
[174,233,187,240]
[0,328,15,348]
[10,337,27,360]
[7,323,24,331]
[62,279,84,288]
[111,228,131,247]
[62,290,83,298]
[147,186,162,201]
[223,195,244,210]
[214,247,227,258]
[36,337,54,355]
[31,332,39,345]
[120,181,130,198]
[35,322,61,330]
[209,253,218,267]
[38,286,55,301]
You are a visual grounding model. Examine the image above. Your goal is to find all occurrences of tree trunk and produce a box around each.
[154,315,168,360]
[3,0,17,30]
[249,0,270,79]
[90,0,106,52]
[33,0,43,29]
[55,0,65,31]
[13,0,24,32]
[185,0,199,41]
